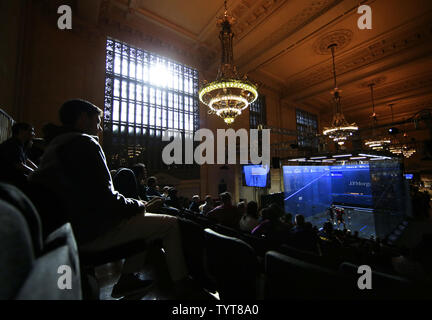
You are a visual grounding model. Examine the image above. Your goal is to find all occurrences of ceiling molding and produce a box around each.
[285,19,432,95]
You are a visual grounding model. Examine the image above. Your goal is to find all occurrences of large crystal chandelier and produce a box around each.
[323,44,358,145]
[198,0,258,124]
[364,84,391,150]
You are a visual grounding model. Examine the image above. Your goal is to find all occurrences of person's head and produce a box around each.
[205,195,212,204]
[295,214,305,226]
[219,192,232,206]
[168,187,177,197]
[237,201,247,214]
[260,207,272,220]
[323,221,333,234]
[163,186,170,195]
[247,201,259,219]
[147,176,157,188]
[283,213,293,224]
[59,99,102,136]
[12,122,35,144]
[131,163,147,184]
[192,195,200,203]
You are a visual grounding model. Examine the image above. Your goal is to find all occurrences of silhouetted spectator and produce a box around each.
[252,205,291,244]
[207,192,241,229]
[237,201,247,215]
[165,187,182,210]
[113,168,139,199]
[289,214,319,252]
[30,99,190,297]
[239,201,259,232]
[146,176,161,198]
[131,163,148,201]
[0,122,37,189]
[199,195,214,215]
[189,195,200,213]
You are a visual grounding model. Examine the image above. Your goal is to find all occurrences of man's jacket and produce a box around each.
[30,131,143,245]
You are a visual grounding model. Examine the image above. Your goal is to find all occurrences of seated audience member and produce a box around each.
[289,214,319,252]
[199,195,214,215]
[30,99,190,297]
[0,122,38,188]
[146,176,162,198]
[239,201,259,232]
[189,195,201,213]
[207,192,241,229]
[317,221,343,256]
[319,221,339,241]
[113,167,163,213]
[237,201,247,215]
[112,168,139,199]
[131,163,148,201]
[281,212,294,228]
[165,187,182,210]
[252,205,291,244]
[162,186,171,201]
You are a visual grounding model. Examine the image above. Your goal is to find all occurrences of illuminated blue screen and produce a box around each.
[243,165,270,188]
[282,165,372,217]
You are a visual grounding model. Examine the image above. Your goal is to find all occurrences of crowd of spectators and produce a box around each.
[1,99,432,297]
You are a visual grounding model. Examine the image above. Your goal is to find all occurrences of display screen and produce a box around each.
[282,164,373,217]
[404,174,413,180]
[243,164,270,188]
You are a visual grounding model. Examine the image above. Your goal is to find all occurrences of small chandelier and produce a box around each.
[198,0,258,124]
[364,83,391,150]
[389,143,416,158]
[388,109,416,158]
[323,44,358,145]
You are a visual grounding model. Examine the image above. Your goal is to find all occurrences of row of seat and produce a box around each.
[177,214,429,300]
[2,182,428,300]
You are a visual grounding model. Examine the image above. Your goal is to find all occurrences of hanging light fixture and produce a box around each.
[364,84,391,150]
[323,44,358,145]
[387,108,416,158]
[198,0,258,124]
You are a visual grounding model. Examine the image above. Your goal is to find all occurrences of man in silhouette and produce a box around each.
[30,99,190,298]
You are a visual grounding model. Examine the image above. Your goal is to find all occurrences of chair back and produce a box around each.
[265,250,349,299]
[0,183,43,255]
[204,228,259,299]
[0,199,35,299]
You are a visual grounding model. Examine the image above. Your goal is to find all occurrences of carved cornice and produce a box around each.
[236,0,343,67]
[343,74,432,109]
[287,21,432,94]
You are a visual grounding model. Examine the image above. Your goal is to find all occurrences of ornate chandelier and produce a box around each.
[323,44,358,145]
[389,143,416,158]
[364,84,391,151]
[198,0,258,124]
[387,108,416,158]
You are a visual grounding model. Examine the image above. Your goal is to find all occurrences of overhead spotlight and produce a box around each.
[388,127,400,134]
